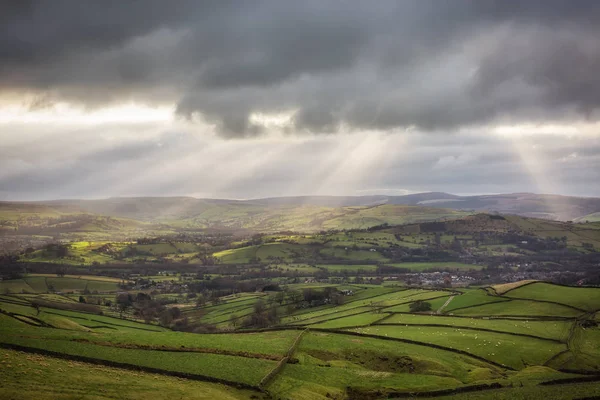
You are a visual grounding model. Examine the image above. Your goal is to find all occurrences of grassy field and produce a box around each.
[0,276,120,294]
[351,325,567,369]
[378,314,573,341]
[504,282,600,311]
[444,289,511,312]
[452,299,585,318]
[448,300,583,318]
[491,280,538,295]
[435,380,600,400]
[0,281,599,399]
[0,348,254,400]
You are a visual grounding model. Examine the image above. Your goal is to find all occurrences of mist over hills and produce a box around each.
[33,192,600,223]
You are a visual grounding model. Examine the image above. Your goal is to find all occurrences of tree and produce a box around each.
[116,293,133,318]
[409,300,432,313]
[229,314,239,328]
[159,309,173,326]
[78,296,86,303]
[254,299,265,314]
[168,307,181,319]
[195,295,206,308]
[287,290,303,305]
[274,291,285,305]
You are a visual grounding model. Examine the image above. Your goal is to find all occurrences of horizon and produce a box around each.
[3,190,598,204]
[1,1,600,200]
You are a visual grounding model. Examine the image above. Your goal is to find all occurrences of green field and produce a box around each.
[0,276,120,294]
[504,282,600,311]
[1,281,600,399]
[379,314,572,341]
[445,289,511,312]
[452,299,584,318]
[351,325,567,369]
[0,348,254,400]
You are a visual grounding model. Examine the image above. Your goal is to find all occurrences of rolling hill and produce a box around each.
[40,192,600,222]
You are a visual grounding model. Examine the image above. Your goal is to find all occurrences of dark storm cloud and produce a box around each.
[2,1,600,136]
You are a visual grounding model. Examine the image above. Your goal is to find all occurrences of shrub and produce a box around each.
[409,300,432,312]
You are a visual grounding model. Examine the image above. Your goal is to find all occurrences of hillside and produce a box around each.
[1,280,599,399]
[4,192,599,227]
[0,201,471,235]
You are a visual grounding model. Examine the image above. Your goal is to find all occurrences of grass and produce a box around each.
[504,282,600,311]
[309,312,385,328]
[444,289,510,312]
[378,314,573,341]
[0,279,34,294]
[319,247,389,261]
[213,246,258,264]
[382,291,455,312]
[0,348,254,400]
[453,299,584,318]
[2,283,600,398]
[285,307,375,326]
[351,325,567,369]
[0,333,273,386]
[0,311,297,356]
[434,381,600,400]
[0,276,120,294]
[0,314,278,386]
[491,280,538,295]
[271,363,461,399]
[268,330,499,399]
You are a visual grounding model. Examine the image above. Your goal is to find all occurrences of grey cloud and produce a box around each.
[2,1,600,136]
[2,128,599,200]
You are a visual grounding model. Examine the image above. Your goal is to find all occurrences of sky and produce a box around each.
[1,0,600,201]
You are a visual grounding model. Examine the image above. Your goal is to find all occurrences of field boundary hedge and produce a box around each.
[0,296,32,306]
[544,349,571,367]
[0,309,54,328]
[0,342,262,391]
[259,328,308,390]
[298,308,379,327]
[381,311,575,322]
[370,323,564,343]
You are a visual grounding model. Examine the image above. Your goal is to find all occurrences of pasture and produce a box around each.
[0,275,120,294]
[0,280,599,399]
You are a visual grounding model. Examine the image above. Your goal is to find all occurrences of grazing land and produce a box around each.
[1,203,600,399]
[1,278,599,399]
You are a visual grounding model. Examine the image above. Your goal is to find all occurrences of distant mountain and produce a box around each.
[248,192,600,221]
[5,192,600,225]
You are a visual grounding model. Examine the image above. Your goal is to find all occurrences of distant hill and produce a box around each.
[1,192,599,238]
[254,192,600,221]
[0,200,470,235]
